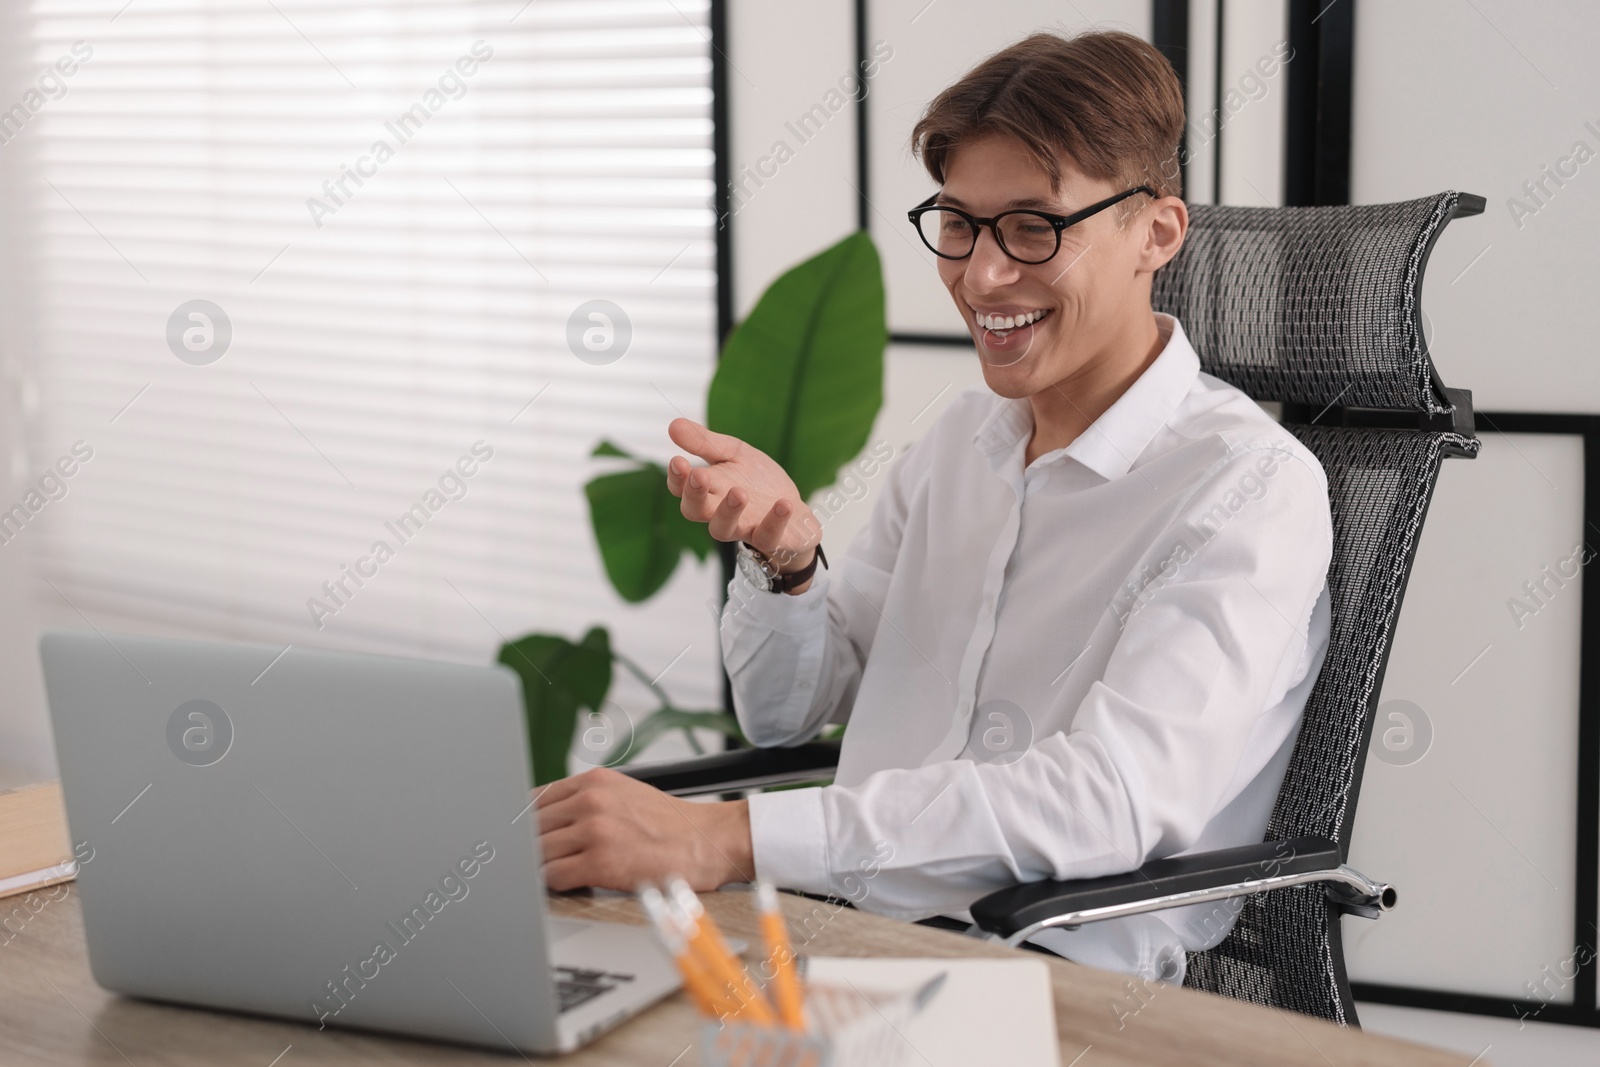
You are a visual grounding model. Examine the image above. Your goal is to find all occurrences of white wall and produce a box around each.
[1216,0,1287,205]
[727,2,860,323]
[1349,0,1600,413]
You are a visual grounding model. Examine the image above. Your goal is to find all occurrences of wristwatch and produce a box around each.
[736,541,827,594]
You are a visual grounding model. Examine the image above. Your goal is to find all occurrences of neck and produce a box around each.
[1024,311,1167,466]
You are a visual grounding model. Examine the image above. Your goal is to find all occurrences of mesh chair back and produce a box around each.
[1152,193,1481,1023]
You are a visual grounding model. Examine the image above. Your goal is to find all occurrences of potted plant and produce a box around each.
[498,231,888,784]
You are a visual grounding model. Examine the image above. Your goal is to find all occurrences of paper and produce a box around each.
[0,860,76,901]
[802,956,1061,1067]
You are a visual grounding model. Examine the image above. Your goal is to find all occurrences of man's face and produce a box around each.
[935,133,1160,398]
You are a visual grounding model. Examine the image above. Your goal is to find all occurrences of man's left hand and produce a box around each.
[535,767,755,892]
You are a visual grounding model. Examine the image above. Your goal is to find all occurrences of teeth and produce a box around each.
[975,308,1047,330]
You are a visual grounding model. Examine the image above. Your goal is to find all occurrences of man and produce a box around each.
[535,29,1332,984]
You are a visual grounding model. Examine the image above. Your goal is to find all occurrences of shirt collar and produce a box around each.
[972,313,1200,482]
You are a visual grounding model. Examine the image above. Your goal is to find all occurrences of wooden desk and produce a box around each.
[0,785,1477,1067]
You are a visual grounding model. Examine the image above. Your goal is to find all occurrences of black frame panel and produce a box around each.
[1284,0,1353,206]
[710,0,739,720]
[1151,0,1190,195]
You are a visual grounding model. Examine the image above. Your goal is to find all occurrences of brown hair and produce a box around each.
[909,30,1185,221]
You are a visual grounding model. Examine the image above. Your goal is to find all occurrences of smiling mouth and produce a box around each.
[971,307,1053,333]
[969,306,1052,363]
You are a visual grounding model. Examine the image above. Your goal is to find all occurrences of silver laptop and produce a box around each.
[40,628,680,1054]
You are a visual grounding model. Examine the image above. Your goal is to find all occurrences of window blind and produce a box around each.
[15,0,722,738]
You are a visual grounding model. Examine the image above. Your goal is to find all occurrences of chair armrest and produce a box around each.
[969,836,1396,948]
[619,741,840,797]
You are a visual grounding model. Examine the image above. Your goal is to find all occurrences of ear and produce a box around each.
[1138,196,1188,274]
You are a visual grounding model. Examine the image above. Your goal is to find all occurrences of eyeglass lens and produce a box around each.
[915,209,1059,262]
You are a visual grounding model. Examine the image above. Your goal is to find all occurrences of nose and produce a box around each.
[961,224,1022,293]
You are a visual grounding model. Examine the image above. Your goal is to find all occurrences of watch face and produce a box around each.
[737,545,774,590]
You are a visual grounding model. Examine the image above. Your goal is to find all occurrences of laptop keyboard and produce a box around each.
[553,965,635,1014]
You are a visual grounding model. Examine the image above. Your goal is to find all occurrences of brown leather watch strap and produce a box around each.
[744,542,827,593]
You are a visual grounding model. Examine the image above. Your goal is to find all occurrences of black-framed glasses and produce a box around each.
[906,186,1156,264]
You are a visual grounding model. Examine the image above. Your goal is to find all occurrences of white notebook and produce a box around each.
[802,956,1062,1067]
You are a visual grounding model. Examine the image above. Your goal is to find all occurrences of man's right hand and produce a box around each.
[665,417,821,576]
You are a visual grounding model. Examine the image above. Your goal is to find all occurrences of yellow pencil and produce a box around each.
[637,885,743,1017]
[754,881,807,1030]
[666,878,778,1027]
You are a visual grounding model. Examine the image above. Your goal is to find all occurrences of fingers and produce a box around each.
[668,456,725,514]
[746,498,791,558]
[542,857,593,894]
[668,418,742,464]
[666,454,690,497]
[534,773,597,836]
[747,501,821,570]
[533,777,577,809]
[706,484,750,542]
[536,793,584,834]
[536,771,611,833]
[537,824,587,864]
[544,852,631,894]
[679,463,731,522]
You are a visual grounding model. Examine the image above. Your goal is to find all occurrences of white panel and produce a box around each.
[1350,0,1600,413]
[727,0,858,320]
[1216,0,1288,206]
[1360,1002,1600,1066]
[1184,0,1219,205]
[865,0,1152,336]
[8,0,725,770]
[1345,433,1584,1000]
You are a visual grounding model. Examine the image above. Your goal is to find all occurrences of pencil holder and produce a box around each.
[698,980,923,1067]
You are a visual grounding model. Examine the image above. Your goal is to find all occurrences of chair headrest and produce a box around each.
[1153,191,1483,416]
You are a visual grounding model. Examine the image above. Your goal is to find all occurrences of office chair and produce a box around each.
[624,190,1484,1026]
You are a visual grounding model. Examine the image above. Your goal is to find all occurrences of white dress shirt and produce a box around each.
[720,313,1333,983]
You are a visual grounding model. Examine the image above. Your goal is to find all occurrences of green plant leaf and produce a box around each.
[586,461,715,602]
[497,627,613,785]
[618,709,747,763]
[592,439,633,459]
[707,230,887,500]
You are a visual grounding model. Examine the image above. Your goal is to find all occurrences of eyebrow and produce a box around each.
[937,193,1060,212]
